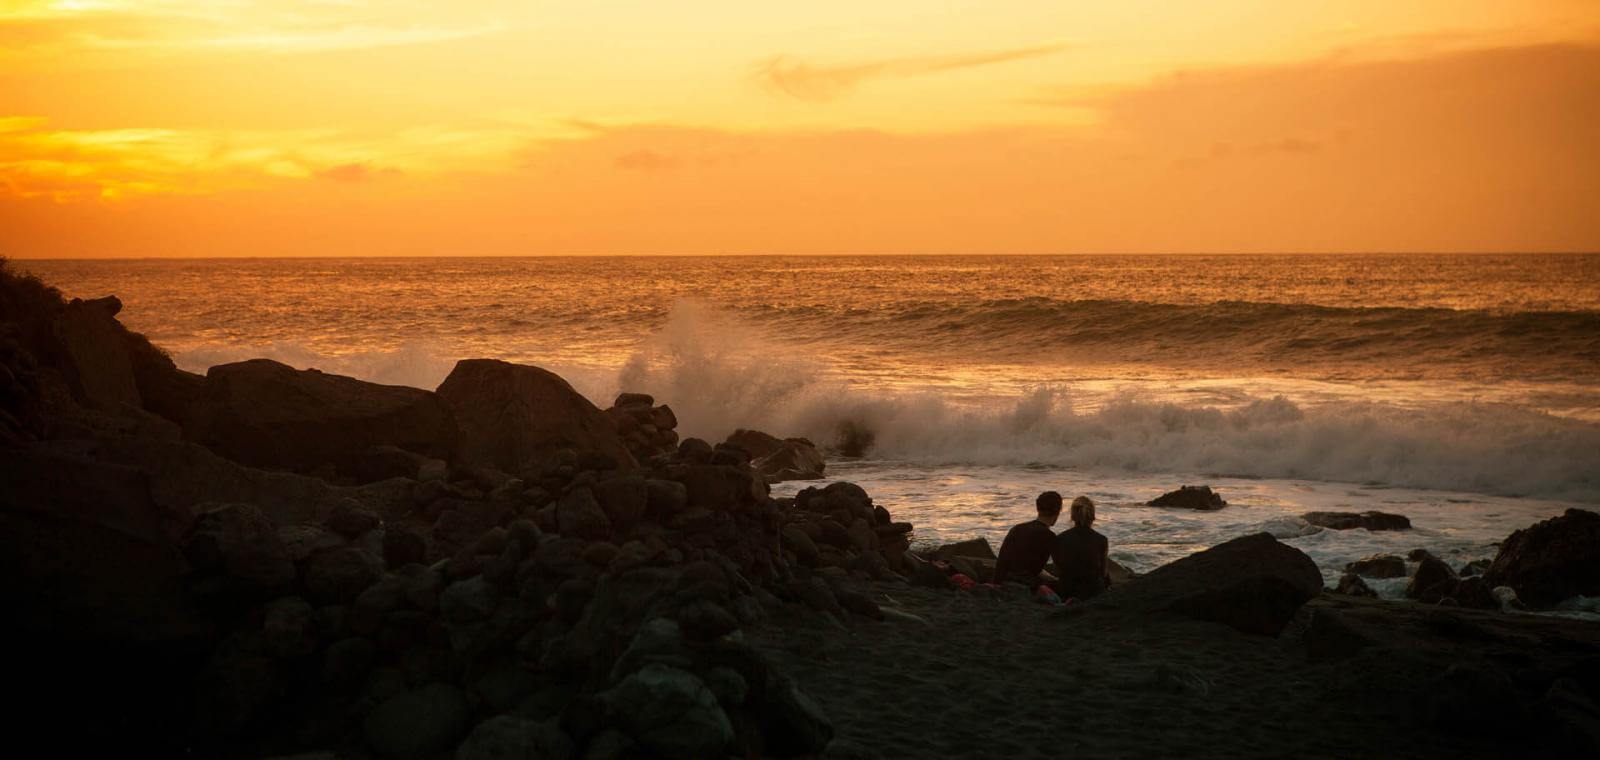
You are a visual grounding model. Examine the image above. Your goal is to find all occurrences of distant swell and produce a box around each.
[736,298,1600,380]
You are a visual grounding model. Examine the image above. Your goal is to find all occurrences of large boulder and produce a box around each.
[1483,509,1600,608]
[436,359,633,473]
[1147,485,1226,510]
[0,447,206,643]
[185,359,455,477]
[1406,554,1458,603]
[49,296,141,411]
[723,429,825,482]
[364,683,471,759]
[600,664,733,759]
[1106,533,1322,636]
[1302,511,1411,531]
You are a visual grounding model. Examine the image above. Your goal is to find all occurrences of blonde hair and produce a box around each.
[1070,495,1096,525]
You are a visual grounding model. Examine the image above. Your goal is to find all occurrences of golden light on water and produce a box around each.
[2,1,1597,256]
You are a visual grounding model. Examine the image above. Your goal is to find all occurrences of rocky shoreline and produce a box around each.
[2,260,1597,758]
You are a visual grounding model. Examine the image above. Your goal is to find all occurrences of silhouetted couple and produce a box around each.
[992,491,1110,601]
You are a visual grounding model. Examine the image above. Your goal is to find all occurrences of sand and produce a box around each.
[750,581,1600,759]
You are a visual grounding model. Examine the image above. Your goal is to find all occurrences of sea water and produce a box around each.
[21,254,1600,596]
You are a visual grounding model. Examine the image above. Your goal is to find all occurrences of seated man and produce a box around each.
[992,491,1067,587]
[1054,495,1111,600]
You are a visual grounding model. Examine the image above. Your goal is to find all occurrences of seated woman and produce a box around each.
[1054,496,1111,600]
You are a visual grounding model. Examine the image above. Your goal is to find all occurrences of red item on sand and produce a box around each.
[1033,585,1062,605]
[950,573,977,590]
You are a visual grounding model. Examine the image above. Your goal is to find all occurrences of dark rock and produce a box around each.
[1483,508,1600,608]
[782,526,821,567]
[50,295,140,410]
[613,392,654,408]
[363,683,471,759]
[677,464,766,512]
[1345,554,1407,579]
[440,576,499,624]
[186,502,297,596]
[834,587,883,620]
[349,444,431,483]
[1302,510,1411,531]
[304,546,383,604]
[457,716,576,760]
[1459,558,1492,577]
[556,487,611,540]
[1303,608,1376,663]
[382,528,427,569]
[600,664,733,760]
[326,499,380,539]
[910,561,953,590]
[816,519,852,550]
[1147,485,1226,510]
[644,479,688,517]
[1108,533,1322,636]
[1444,575,1496,610]
[724,429,825,482]
[185,359,455,476]
[593,474,648,526]
[759,675,834,757]
[1407,548,1437,562]
[436,359,634,473]
[278,524,343,564]
[677,438,713,463]
[261,596,318,659]
[932,537,996,561]
[1333,572,1377,598]
[676,598,740,642]
[1415,662,1526,736]
[1406,555,1458,603]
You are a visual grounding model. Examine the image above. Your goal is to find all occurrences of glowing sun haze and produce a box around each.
[1,0,1597,257]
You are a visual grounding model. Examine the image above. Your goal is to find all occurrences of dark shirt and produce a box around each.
[993,520,1065,587]
[1055,525,1110,600]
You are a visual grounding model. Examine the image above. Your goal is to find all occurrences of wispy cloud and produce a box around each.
[756,43,1070,101]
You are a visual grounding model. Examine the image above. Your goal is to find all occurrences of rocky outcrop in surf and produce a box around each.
[438,358,636,473]
[1482,508,1600,608]
[724,428,826,482]
[1147,485,1227,510]
[602,392,681,462]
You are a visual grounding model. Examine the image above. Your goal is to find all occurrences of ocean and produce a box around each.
[21,254,1600,598]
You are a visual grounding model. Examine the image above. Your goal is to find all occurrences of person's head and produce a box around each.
[1070,495,1096,527]
[1036,491,1064,526]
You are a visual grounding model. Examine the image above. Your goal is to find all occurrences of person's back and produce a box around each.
[1055,496,1110,600]
[992,491,1065,587]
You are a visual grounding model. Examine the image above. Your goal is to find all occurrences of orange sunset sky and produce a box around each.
[2,1,1598,258]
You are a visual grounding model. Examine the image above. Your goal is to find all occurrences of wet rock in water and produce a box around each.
[759,674,834,756]
[1302,511,1411,531]
[931,537,996,561]
[1333,572,1378,598]
[1147,485,1226,510]
[600,664,733,760]
[1109,533,1322,636]
[1482,508,1600,608]
[1443,575,1496,610]
[1345,553,1407,579]
[456,715,576,760]
[184,358,455,476]
[186,503,297,596]
[1406,555,1458,603]
[834,420,875,458]
[436,358,634,473]
[363,683,471,759]
[1459,558,1492,577]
